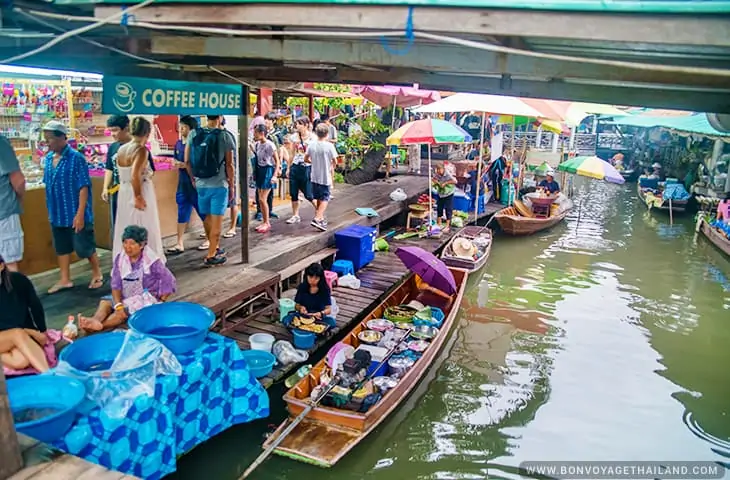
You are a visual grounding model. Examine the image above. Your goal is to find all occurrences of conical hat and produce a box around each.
[453,237,476,258]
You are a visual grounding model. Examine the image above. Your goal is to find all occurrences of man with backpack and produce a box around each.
[185,115,235,267]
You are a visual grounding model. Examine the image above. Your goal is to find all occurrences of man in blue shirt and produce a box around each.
[538,171,561,194]
[42,121,103,294]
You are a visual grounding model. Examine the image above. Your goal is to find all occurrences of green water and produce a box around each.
[170,179,730,479]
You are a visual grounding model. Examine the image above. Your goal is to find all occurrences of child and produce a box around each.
[433,163,456,231]
[305,123,338,231]
[253,124,280,233]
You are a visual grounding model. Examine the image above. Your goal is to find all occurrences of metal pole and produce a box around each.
[238,85,250,264]
[474,112,486,222]
[428,145,433,230]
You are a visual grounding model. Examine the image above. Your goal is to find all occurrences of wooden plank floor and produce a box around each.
[32,176,428,330]
[222,229,457,389]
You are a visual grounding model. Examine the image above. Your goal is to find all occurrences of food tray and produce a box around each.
[288,315,331,335]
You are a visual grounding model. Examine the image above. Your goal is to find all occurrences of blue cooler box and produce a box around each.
[335,225,376,270]
[453,192,471,212]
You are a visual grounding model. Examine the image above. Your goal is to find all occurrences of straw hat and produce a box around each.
[453,238,476,258]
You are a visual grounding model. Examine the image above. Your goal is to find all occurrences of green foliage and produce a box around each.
[341,112,389,171]
[333,171,345,184]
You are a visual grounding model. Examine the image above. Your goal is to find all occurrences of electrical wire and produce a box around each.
[14,5,730,78]
[0,0,156,64]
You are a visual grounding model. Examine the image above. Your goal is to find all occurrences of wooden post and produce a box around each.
[238,85,251,264]
[0,367,23,479]
[308,94,315,121]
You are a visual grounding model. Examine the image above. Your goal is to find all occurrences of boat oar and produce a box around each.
[238,328,413,479]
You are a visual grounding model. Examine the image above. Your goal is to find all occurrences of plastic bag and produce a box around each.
[331,297,339,321]
[55,330,182,419]
[339,274,361,289]
[390,188,407,201]
[272,340,309,365]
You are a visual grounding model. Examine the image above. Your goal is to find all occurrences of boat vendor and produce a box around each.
[538,171,561,194]
[79,225,176,333]
[283,263,335,329]
[0,254,51,372]
[718,192,730,223]
[433,163,457,231]
[414,275,453,312]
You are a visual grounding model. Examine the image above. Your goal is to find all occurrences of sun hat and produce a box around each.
[452,237,476,258]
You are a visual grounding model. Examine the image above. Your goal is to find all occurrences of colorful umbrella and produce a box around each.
[351,85,441,108]
[395,246,457,295]
[387,119,472,231]
[558,155,625,184]
[386,118,472,146]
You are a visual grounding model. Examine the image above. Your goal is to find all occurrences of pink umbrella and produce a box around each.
[351,85,441,108]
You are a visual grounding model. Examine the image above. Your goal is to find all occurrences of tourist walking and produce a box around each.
[167,115,204,255]
[187,115,235,266]
[321,113,338,143]
[252,124,281,233]
[253,112,282,221]
[41,121,103,294]
[112,117,165,263]
[305,123,338,231]
[221,117,239,239]
[287,116,315,224]
[0,134,25,271]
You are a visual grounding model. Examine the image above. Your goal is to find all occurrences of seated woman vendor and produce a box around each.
[718,192,730,223]
[80,225,176,333]
[414,275,454,312]
[0,255,50,372]
[538,172,560,194]
[285,263,335,329]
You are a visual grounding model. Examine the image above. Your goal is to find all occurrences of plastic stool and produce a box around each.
[324,270,338,290]
[332,259,355,276]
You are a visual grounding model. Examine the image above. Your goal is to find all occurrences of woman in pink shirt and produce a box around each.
[717,193,730,223]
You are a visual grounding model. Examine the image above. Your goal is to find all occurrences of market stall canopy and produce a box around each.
[605,114,730,139]
[517,99,627,133]
[386,118,472,145]
[413,93,543,118]
[285,87,355,98]
[558,155,625,184]
[351,85,440,108]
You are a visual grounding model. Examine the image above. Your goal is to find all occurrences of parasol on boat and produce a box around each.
[387,119,472,230]
[395,246,457,295]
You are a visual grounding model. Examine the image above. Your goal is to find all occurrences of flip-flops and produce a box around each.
[222,230,237,238]
[88,277,104,290]
[47,282,73,294]
[166,246,185,255]
[255,224,271,233]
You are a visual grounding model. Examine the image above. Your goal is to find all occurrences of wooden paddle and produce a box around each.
[238,328,414,479]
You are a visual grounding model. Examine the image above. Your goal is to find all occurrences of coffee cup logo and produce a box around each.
[113,82,136,113]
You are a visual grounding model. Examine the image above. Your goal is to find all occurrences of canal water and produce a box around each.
[170,179,730,480]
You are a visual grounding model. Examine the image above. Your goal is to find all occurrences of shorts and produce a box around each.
[197,187,229,216]
[0,214,24,263]
[437,194,454,221]
[176,191,205,224]
[289,164,312,203]
[255,165,276,190]
[51,225,96,258]
[312,183,331,202]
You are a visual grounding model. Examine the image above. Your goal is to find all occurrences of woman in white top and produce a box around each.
[112,117,165,263]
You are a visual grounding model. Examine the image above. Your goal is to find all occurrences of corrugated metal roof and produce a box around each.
[53,0,730,13]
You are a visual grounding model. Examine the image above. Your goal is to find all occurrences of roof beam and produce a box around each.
[150,37,730,90]
[96,4,730,47]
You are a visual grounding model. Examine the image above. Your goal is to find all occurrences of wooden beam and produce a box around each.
[150,36,730,90]
[0,368,22,479]
[96,4,730,47]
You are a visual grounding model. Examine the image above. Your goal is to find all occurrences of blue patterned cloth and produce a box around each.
[43,145,94,227]
[52,334,269,480]
[662,183,690,201]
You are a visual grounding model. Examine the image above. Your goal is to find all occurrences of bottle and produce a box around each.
[62,315,78,341]
[285,364,312,388]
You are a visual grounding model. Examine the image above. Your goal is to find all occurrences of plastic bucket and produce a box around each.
[292,330,316,350]
[279,298,296,323]
[249,333,275,352]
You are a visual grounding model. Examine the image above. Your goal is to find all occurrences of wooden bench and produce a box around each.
[277,248,337,292]
[177,266,280,335]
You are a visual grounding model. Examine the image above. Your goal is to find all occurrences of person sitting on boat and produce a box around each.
[0,254,53,373]
[538,171,560,194]
[718,192,730,224]
[414,275,453,312]
[80,225,176,333]
[283,263,336,329]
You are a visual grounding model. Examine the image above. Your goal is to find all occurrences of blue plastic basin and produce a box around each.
[241,350,276,378]
[58,331,127,372]
[292,329,316,350]
[8,375,86,443]
[128,302,214,356]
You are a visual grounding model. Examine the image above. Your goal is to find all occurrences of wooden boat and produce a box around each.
[620,169,637,182]
[263,267,469,467]
[637,184,688,213]
[494,201,569,236]
[699,218,730,257]
[441,226,492,273]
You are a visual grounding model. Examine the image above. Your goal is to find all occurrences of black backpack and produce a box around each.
[190,128,223,178]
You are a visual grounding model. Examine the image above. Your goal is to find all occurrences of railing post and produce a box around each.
[0,366,23,479]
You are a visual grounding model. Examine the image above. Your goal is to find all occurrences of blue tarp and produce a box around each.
[52,334,269,480]
[663,183,690,201]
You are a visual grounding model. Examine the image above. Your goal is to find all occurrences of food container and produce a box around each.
[384,305,418,323]
[358,330,383,345]
[382,339,408,354]
[387,356,415,378]
[410,325,439,341]
[249,333,275,352]
[355,345,388,362]
[407,340,429,353]
[293,330,316,350]
[128,302,214,355]
[366,319,395,332]
[373,376,398,393]
[241,350,276,378]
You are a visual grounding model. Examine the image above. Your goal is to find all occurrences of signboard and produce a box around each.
[102,76,243,115]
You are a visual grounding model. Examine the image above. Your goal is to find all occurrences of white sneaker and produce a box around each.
[286,215,301,224]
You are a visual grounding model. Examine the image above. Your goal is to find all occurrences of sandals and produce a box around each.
[88,277,104,290]
[222,230,237,238]
[197,241,211,251]
[166,246,185,255]
[47,282,73,294]
[255,224,271,233]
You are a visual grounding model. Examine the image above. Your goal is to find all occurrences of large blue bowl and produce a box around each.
[240,350,276,378]
[8,375,86,443]
[128,302,214,356]
[58,331,127,372]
